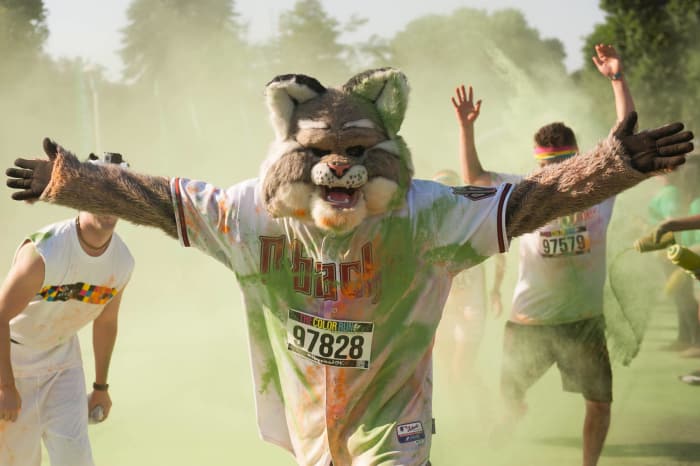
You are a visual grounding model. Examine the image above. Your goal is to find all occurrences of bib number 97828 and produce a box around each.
[287,309,374,369]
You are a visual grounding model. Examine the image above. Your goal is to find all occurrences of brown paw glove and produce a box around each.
[614,112,694,173]
[5,138,64,202]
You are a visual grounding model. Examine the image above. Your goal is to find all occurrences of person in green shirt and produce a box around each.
[647,157,700,352]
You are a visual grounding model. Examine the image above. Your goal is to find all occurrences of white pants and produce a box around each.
[0,366,93,466]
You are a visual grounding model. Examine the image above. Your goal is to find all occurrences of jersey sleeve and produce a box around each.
[170,177,256,269]
[412,180,515,273]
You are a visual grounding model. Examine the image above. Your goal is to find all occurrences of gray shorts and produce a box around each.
[501,316,612,403]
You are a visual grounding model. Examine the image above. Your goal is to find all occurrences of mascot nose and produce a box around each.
[327,161,351,178]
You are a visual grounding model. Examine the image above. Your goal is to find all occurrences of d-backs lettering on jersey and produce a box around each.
[259,237,379,303]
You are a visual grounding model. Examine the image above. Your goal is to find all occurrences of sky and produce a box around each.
[43,0,606,79]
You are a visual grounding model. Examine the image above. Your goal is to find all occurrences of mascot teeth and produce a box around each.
[324,188,359,208]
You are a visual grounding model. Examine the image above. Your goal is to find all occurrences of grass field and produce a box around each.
[53,247,699,466]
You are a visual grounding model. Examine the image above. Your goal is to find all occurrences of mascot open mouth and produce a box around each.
[324,187,360,209]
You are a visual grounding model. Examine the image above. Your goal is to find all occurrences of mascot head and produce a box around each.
[261,68,413,235]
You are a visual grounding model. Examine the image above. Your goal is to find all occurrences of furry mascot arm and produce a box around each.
[505,112,694,239]
[3,114,694,244]
[6,139,178,239]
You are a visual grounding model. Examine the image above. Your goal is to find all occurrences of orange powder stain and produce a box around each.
[297,366,324,410]
[319,216,344,230]
[327,370,349,428]
[184,204,201,232]
[293,209,307,218]
[334,300,349,315]
[216,198,230,234]
[291,378,327,443]
[333,370,348,401]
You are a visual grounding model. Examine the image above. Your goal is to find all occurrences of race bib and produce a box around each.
[287,309,374,369]
[539,226,590,257]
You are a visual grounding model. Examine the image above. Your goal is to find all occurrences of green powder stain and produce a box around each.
[231,186,488,423]
[28,231,53,245]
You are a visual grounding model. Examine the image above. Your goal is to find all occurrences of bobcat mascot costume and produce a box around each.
[6,68,693,465]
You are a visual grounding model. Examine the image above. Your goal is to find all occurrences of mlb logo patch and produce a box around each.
[396,421,426,444]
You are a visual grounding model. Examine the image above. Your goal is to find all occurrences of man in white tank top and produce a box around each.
[0,154,134,466]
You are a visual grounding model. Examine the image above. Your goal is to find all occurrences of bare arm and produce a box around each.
[89,288,125,421]
[592,44,635,123]
[451,84,509,293]
[659,214,700,235]
[452,85,492,186]
[0,242,45,422]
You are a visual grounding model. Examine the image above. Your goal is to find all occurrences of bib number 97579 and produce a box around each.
[539,228,590,257]
[287,309,374,369]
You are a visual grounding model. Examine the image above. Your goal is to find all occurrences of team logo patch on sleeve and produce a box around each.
[451,185,498,201]
[396,421,426,444]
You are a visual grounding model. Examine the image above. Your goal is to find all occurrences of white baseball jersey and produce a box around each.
[10,218,134,377]
[171,177,514,465]
[499,172,615,325]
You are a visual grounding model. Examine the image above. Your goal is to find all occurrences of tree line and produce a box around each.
[1,0,698,180]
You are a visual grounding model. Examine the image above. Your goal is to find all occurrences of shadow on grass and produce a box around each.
[537,437,700,461]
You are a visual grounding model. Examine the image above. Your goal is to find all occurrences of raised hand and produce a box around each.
[592,43,622,79]
[5,138,62,202]
[614,112,693,173]
[451,84,481,128]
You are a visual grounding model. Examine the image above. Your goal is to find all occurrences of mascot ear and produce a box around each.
[265,74,327,140]
[344,68,409,137]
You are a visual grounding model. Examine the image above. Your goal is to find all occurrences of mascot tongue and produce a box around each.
[326,188,357,207]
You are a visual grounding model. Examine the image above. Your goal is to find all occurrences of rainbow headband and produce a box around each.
[533,145,577,160]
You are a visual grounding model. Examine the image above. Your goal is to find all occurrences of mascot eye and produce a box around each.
[310,148,331,157]
[346,146,365,157]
